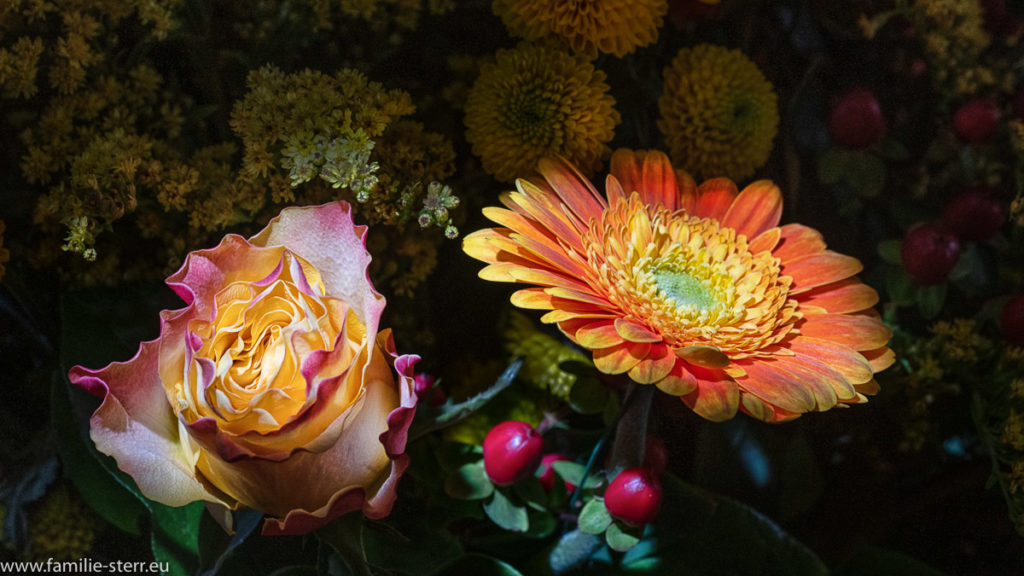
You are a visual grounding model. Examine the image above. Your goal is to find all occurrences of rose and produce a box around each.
[68,201,418,535]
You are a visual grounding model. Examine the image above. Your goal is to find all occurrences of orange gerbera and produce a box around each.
[463,149,894,422]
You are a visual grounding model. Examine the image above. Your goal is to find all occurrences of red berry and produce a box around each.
[483,421,544,486]
[605,468,663,527]
[900,224,962,285]
[829,89,886,150]
[413,373,446,407]
[942,186,1005,242]
[953,98,1001,144]
[1001,295,1024,346]
[537,454,575,493]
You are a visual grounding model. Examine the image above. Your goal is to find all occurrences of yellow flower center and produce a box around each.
[584,196,800,358]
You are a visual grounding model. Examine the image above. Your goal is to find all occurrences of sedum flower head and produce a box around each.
[658,44,779,181]
[464,149,894,423]
[27,485,95,562]
[492,0,668,58]
[465,43,620,183]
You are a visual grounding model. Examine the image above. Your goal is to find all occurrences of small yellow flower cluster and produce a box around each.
[929,318,990,365]
[299,0,454,34]
[504,311,591,400]
[910,0,994,97]
[1011,461,1024,494]
[443,358,548,445]
[26,485,95,562]
[464,43,620,182]
[1004,410,1024,451]
[0,36,43,98]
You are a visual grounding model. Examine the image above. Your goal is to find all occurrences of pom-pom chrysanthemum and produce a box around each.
[464,149,894,423]
[464,43,620,183]
[658,44,779,181]
[492,0,668,58]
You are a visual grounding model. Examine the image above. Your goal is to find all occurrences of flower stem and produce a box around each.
[608,381,654,478]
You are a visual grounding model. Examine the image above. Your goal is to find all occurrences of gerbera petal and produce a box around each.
[784,251,864,294]
[735,359,817,414]
[614,318,663,343]
[545,286,615,307]
[788,336,875,386]
[681,366,739,422]
[795,278,880,314]
[656,362,698,396]
[510,288,556,310]
[605,174,627,205]
[748,227,781,254]
[740,394,801,423]
[774,224,826,261]
[640,150,681,211]
[675,169,698,213]
[538,156,608,223]
[860,346,896,373]
[628,343,676,384]
[799,315,893,351]
[593,341,651,374]
[575,321,623,349]
[675,346,730,369]
[721,180,783,239]
[693,178,738,221]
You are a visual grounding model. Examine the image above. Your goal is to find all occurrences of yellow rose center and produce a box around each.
[173,249,360,435]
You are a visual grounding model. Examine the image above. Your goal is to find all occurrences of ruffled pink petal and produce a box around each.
[68,340,225,507]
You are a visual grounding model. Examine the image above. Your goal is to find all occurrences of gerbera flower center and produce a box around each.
[652,266,720,313]
[585,197,800,358]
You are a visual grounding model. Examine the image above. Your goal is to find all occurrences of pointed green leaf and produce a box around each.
[548,529,603,575]
[551,461,602,490]
[445,461,494,501]
[409,359,521,441]
[605,522,641,552]
[916,283,947,319]
[877,239,903,265]
[577,499,612,535]
[483,490,529,532]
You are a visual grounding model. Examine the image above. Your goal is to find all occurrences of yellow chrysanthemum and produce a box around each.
[465,43,619,183]
[492,0,667,58]
[658,44,779,181]
[465,150,894,423]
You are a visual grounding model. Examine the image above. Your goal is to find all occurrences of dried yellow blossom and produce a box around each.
[464,43,620,182]
[1003,410,1024,451]
[930,318,988,364]
[1012,379,1024,400]
[916,355,944,381]
[911,0,992,96]
[658,44,779,180]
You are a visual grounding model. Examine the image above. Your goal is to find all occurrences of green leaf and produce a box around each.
[445,461,494,501]
[577,499,612,535]
[150,501,204,576]
[877,239,903,265]
[818,148,849,185]
[49,374,147,536]
[886,268,916,306]
[551,461,602,490]
[512,477,548,511]
[548,529,603,575]
[605,522,641,552]
[483,490,529,532]
[429,553,525,576]
[409,359,522,441]
[916,283,947,319]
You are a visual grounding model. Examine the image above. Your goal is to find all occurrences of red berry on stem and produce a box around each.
[483,421,544,486]
[953,98,1001,144]
[604,468,663,527]
[829,89,886,150]
[643,436,668,475]
[900,224,962,285]
[1001,295,1024,346]
[942,186,1005,242]
[537,454,575,493]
